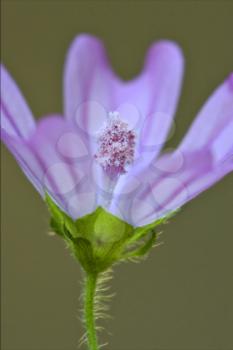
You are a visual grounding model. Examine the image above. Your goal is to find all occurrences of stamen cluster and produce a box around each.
[95,112,136,178]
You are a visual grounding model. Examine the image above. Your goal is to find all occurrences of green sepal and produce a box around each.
[128,209,179,245]
[46,194,179,273]
[92,237,129,272]
[74,207,134,272]
[50,217,63,237]
[45,193,79,239]
[75,207,133,243]
[72,237,95,273]
[123,231,157,260]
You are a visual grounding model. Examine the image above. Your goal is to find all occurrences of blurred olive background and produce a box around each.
[1,1,233,350]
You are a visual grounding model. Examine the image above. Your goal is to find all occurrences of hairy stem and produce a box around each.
[84,272,99,350]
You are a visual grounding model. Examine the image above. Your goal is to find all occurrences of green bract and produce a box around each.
[46,194,173,273]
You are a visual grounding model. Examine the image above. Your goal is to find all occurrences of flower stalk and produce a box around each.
[84,272,99,350]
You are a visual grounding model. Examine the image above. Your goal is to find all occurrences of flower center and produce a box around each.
[94,111,136,178]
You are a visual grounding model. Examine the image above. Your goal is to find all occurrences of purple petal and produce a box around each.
[64,36,184,159]
[111,75,233,226]
[3,113,97,217]
[109,148,232,226]
[67,191,97,219]
[117,40,184,161]
[117,40,184,120]
[1,129,44,195]
[179,73,233,163]
[106,41,184,197]
[64,34,117,120]
[0,65,41,196]
[27,116,95,214]
[0,64,36,139]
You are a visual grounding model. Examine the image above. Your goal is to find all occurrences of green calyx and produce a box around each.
[46,194,175,273]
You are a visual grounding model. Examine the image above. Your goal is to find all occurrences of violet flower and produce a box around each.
[1,34,233,350]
